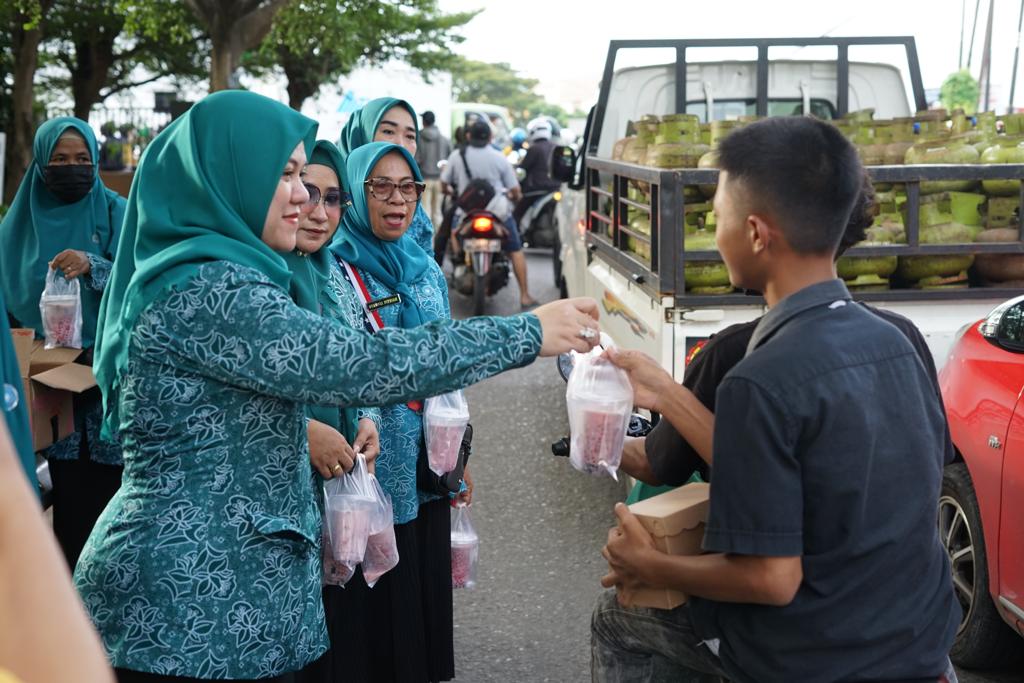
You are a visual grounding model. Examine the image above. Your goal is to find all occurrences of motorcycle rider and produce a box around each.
[513,117,563,225]
[440,118,538,309]
[414,110,451,227]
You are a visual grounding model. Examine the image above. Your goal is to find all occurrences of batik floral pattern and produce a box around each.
[74,261,540,678]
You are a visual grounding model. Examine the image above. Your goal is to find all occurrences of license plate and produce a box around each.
[464,238,501,252]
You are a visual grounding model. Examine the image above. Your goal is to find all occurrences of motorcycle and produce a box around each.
[518,190,562,249]
[448,209,511,316]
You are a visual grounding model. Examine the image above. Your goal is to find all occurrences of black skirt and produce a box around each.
[299,498,453,683]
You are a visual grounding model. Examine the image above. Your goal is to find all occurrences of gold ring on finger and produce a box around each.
[332,464,343,473]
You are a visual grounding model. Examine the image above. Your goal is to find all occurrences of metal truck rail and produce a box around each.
[584,158,1024,308]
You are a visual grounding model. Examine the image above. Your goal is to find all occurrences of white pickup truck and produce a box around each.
[557,37,1024,378]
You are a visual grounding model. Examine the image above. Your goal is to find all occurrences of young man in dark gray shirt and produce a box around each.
[592,117,959,683]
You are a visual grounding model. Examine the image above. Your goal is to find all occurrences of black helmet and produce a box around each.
[468,118,491,147]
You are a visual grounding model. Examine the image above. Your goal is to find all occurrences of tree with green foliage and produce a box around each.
[42,0,207,120]
[449,58,567,126]
[940,69,981,114]
[123,0,289,92]
[248,0,477,111]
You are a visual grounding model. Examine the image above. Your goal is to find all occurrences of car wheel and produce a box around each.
[940,462,1024,668]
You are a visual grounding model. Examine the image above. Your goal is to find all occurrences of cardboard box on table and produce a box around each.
[618,482,710,610]
[10,328,97,452]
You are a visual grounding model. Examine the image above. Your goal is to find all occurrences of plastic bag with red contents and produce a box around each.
[361,475,399,587]
[39,267,83,349]
[323,454,384,582]
[450,504,478,590]
[424,390,469,475]
[565,334,633,480]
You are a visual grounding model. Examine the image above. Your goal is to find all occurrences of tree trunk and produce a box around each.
[4,6,50,205]
[283,55,319,111]
[209,38,235,92]
[187,0,292,93]
[70,34,117,122]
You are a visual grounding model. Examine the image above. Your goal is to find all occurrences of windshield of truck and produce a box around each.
[685,98,837,121]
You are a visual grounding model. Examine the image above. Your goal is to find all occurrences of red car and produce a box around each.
[939,295,1024,667]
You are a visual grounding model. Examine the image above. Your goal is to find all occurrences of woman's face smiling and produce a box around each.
[374,105,417,155]
[295,163,342,254]
[366,152,415,242]
[262,142,310,252]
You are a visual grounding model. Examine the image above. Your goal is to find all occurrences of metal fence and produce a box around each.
[44,106,173,136]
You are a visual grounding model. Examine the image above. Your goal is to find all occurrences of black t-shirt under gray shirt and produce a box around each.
[649,279,959,682]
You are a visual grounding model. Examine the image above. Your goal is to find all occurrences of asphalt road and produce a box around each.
[445,251,1024,683]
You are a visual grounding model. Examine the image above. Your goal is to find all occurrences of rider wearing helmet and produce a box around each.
[439,119,537,308]
[510,127,527,152]
[512,117,562,224]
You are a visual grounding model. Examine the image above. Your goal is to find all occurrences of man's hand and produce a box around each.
[308,419,355,479]
[601,503,658,606]
[352,418,380,473]
[604,348,676,413]
[49,250,91,280]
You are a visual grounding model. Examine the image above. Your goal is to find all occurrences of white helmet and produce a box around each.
[527,117,552,141]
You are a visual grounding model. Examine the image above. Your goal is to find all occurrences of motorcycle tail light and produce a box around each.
[472,216,494,232]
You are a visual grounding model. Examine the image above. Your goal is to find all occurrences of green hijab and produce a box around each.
[281,140,356,437]
[94,91,318,436]
[0,117,125,347]
[330,142,434,328]
[336,97,418,161]
[282,141,346,313]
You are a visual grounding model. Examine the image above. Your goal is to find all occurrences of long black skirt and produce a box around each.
[300,498,453,683]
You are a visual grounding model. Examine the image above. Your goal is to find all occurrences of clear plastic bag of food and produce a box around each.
[362,475,399,588]
[322,526,356,587]
[450,504,479,590]
[424,390,469,475]
[323,454,377,571]
[39,267,82,349]
[565,335,633,480]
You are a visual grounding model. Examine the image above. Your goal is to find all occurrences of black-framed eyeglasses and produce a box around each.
[364,178,425,203]
[303,183,350,210]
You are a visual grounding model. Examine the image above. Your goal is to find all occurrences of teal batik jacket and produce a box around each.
[74,261,541,679]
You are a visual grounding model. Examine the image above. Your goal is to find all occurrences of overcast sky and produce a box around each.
[437,0,1024,112]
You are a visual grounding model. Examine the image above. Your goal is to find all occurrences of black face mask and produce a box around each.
[42,164,95,204]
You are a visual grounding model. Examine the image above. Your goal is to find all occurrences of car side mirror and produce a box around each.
[979,296,1024,353]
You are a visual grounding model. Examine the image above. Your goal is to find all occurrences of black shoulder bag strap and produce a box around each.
[459,146,473,180]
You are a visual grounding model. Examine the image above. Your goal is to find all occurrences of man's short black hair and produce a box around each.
[468,119,491,147]
[717,116,864,255]
[422,110,435,127]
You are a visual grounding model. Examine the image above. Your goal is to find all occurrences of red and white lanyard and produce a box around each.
[336,256,422,412]
[338,258,385,333]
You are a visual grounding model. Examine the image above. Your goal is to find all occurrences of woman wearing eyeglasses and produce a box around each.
[284,141,380,487]
[73,91,602,682]
[337,97,434,254]
[307,142,462,683]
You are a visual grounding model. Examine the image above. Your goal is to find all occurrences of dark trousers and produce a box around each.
[49,454,123,571]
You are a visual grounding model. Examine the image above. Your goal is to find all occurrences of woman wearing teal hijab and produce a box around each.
[74,90,600,682]
[337,96,436,254]
[0,116,125,567]
[321,141,463,682]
